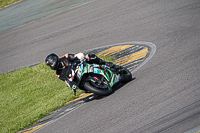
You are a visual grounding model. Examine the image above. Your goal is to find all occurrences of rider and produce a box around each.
[45,52,115,94]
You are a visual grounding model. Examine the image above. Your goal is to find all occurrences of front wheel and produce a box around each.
[83,79,113,96]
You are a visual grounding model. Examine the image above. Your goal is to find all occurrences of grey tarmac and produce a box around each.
[0,0,200,133]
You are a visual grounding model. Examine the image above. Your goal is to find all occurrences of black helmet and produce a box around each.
[45,53,59,70]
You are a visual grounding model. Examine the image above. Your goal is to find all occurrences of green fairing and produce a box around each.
[80,63,116,87]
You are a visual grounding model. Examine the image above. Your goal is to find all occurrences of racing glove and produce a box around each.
[71,84,77,96]
[65,80,78,95]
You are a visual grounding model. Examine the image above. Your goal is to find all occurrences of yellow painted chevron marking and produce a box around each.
[23,122,51,133]
[66,93,94,104]
[115,48,148,66]
[97,45,134,56]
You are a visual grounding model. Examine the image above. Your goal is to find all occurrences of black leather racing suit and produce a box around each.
[55,53,110,91]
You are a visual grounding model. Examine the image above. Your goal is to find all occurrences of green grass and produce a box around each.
[0,64,83,133]
[97,54,116,62]
[0,55,115,133]
[0,0,22,8]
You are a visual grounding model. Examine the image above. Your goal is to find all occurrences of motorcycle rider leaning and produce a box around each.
[45,53,115,94]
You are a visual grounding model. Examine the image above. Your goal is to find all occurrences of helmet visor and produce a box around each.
[46,58,56,66]
[49,62,55,67]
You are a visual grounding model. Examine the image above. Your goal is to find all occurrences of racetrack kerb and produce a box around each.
[20,41,156,133]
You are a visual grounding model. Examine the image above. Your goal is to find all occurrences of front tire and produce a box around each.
[83,81,113,96]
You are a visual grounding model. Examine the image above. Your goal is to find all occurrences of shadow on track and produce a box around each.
[85,77,136,102]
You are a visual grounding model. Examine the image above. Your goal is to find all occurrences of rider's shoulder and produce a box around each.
[62,53,69,58]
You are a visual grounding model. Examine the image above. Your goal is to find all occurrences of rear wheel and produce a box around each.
[83,77,113,96]
[120,68,132,83]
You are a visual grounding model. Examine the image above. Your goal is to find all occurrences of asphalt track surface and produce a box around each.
[1,0,200,133]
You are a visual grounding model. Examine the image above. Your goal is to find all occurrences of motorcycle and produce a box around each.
[72,61,132,96]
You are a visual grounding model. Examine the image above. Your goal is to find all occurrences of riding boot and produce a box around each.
[104,61,114,68]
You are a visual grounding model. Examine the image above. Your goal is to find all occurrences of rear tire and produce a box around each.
[120,68,132,83]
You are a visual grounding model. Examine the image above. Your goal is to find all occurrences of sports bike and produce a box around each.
[72,61,132,96]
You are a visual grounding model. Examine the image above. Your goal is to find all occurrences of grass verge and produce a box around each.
[0,55,115,133]
[0,0,22,9]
